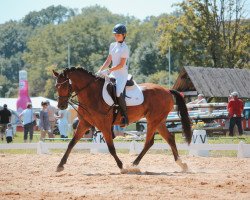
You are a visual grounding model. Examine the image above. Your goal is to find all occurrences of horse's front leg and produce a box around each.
[102,127,123,170]
[57,119,91,172]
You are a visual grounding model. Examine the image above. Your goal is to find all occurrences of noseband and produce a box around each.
[56,78,72,101]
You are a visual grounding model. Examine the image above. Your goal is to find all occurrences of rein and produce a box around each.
[57,76,115,119]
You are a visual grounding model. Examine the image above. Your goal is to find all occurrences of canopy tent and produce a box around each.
[0,97,77,124]
[0,97,58,111]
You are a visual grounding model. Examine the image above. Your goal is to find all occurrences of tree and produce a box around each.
[22,5,75,28]
[0,21,31,58]
[23,6,134,98]
[130,42,167,76]
[158,0,249,68]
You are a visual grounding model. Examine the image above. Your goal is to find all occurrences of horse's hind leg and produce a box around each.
[157,121,188,172]
[57,120,91,172]
[132,122,156,166]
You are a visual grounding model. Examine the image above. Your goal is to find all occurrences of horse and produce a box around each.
[53,67,192,173]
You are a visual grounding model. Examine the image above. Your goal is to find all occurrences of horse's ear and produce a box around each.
[52,70,59,77]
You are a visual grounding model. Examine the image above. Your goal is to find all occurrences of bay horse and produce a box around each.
[53,67,192,172]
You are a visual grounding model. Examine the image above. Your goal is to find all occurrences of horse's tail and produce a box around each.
[170,90,192,144]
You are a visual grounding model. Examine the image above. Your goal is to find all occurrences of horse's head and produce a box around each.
[53,70,71,110]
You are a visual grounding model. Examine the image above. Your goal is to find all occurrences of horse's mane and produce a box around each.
[62,67,103,80]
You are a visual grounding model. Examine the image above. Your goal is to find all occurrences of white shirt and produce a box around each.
[58,110,68,123]
[109,42,129,77]
[19,109,34,125]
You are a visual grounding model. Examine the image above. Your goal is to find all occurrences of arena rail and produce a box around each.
[0,141,250,158]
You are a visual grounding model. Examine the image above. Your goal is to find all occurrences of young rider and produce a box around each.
[98,23,129,126]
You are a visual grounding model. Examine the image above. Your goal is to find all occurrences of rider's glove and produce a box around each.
[99,69,110,77]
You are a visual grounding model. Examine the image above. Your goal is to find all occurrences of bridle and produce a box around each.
[56,79,72,101]
[55,75,115,123]
[56,77,96,101]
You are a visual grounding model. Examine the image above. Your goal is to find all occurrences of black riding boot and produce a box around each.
[117,94,129,126]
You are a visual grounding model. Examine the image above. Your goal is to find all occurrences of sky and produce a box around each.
[0,0,182,24]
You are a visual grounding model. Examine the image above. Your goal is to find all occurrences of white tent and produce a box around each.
[0,97,77,124]
[0,96,58,111]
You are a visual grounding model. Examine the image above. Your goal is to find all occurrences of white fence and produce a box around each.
[0,141,250,158]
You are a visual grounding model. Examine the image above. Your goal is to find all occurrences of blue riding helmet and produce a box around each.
[113,24,127,34]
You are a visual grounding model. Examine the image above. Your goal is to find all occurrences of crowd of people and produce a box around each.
[0,100,70,143]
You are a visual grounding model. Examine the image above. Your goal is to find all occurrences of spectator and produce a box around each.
[0,104,12,141]
[187,94,207,104]
[19,103,36,143]
[5,123,14,143]
[56,109,68,138]
[39,101,53,141]
[227,91,244,136]
[46,100,57,137]
[187,94,208,112]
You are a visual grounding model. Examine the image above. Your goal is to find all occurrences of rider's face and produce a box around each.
[114,34,125,42]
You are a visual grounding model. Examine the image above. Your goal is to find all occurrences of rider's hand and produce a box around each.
[99,69,110,77]
[95,68,103,76]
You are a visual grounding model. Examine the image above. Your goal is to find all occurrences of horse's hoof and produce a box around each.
[120,168,128,174]
[56,166,64,172]
[181,163,188,172]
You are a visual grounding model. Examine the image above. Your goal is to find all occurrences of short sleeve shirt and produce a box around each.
[20,109,33,125]
[109,42,129,69]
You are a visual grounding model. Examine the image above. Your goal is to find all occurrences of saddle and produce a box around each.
[107,74,135,104]
[102,75,144,107]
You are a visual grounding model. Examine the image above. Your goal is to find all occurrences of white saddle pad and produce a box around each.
[102,77,144,106]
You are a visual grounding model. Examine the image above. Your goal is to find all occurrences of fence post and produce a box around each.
[237,141,250,158]
[189,130,209,157]
[90,132,108,154]
[37,141,50,154]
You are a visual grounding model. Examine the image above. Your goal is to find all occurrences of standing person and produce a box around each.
[46,100,57,137]
[227,91,244,136]
[5,123,14,143]
[19,103,36,142]
[97,23,130,126]
[0,104,12,141]
[39,101,53,141]
[56,109,68,138]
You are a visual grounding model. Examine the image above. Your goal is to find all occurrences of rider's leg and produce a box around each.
[117,93,129,126]
[115,74,129,126]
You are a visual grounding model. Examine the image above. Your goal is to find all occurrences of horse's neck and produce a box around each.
[73,75,104,107]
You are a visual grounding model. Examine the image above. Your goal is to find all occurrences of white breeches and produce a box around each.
[109,69,128,97]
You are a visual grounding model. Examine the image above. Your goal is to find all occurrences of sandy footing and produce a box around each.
[0,153,249,200]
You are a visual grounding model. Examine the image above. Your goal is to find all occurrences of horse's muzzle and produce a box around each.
[58,103,68,110]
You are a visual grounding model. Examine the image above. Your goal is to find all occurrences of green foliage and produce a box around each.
[0,4,249,99]
[22,5,75,28]
[0,21,32,58]
[157,0,250,69]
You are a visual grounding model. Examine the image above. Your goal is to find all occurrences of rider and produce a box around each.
[98,23,129,126]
